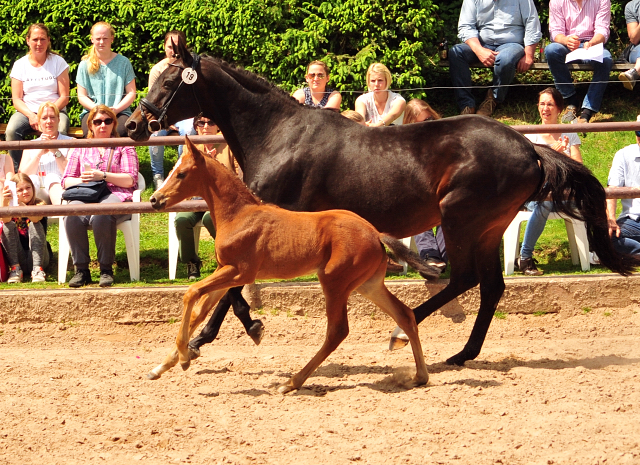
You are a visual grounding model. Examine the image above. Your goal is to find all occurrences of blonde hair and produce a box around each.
[87,105,118,138]
[341,110,365,124]
[403,99,441,124]
[366,63,392,91]
[82,22,116,74]
[37,101,60,121]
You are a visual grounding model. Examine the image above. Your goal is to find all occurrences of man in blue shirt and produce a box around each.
[607,118,640,256]
[449,0,542,116]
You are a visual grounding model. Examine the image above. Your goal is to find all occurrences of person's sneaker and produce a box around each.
[99,272,114,287]
[7,266,23,283]
[561,105,578,123]
[619,68,640,91]
[69,269,92,288]
[153,173,164,190]
[476,90,497,117]
[460,106,476,115]
[187,260,202,280]
[518,257,543,276]
[31,266,46,283]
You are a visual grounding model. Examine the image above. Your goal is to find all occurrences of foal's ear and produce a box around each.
[184,136,203,162]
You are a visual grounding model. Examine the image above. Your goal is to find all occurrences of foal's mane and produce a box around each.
[201,55,296,103]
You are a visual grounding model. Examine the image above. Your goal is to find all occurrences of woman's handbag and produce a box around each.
[61,148,114,203]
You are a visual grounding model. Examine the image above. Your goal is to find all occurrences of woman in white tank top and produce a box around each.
[354,63,406,127]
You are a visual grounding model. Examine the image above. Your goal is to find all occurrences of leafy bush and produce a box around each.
[0,0,441,124]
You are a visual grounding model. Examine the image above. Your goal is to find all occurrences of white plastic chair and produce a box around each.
[168,211,203,280]
[503,210,590,275]
[57,173,146,283]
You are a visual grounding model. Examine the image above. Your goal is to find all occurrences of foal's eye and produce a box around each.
[176,171,186,179]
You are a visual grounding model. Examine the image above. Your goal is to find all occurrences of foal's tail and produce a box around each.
[380,235,441,280]
[533,144,640,275]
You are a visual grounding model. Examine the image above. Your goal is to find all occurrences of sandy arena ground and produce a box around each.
[1,305,639,465]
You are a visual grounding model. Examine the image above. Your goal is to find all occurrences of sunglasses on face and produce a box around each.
[307,73,326,79]
[196,120,215,127]
[92,118,114,126]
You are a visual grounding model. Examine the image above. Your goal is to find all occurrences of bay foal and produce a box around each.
[149,137,438,393]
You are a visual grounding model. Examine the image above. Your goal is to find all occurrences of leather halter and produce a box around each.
[140,52,203,131]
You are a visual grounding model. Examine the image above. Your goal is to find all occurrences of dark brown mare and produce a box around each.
[127,44,639,367]
[148,137,436,392]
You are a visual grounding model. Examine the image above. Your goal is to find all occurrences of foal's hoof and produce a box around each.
[188,344,201,360]
[389,326,409,351]
[248,319,265,345]
[180,359,191,371]
[146,371,161,380]
[277,382,297,395]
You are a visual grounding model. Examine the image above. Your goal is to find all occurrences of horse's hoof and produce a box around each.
[248,319,265,345]
[188,345,201,360]
[446,352,470,366]
[277,383,297,395]
[389,326,409,351]
[180,359,191,371]
[146,371,161,380]
[413,374,429,387]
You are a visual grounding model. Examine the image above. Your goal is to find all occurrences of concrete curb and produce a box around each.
[1,274,639,324]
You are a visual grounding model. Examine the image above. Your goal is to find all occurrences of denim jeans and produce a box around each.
[449,42,525,110]
[611,216,640,256]
[414,226,448,264]
[174,118,196,157]
[6,110,69,171]
[630,45,640,64]
[149,129,168,177]
[520,201,555,259]
[544,42,613,113]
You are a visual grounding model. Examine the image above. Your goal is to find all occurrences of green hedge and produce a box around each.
[0,0,440,125]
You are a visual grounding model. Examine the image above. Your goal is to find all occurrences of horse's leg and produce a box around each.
[357,264,429,386]
[446,233,505,366]
[228,286,265,345]
[277,289,351,394]
[147,290,226,379]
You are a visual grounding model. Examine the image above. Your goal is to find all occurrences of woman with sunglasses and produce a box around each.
[7,23,70,171]
[517,87,583,276]
[61,105,139,287]
[355,62,406,127]
[174,114,239,280]
[402,99,447,274]
[19,102,72,205]
[76,21,136,137]
[292,61,341,110]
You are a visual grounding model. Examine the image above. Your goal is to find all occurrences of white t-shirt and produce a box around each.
[10,54,69,112]
[361,90,405,126]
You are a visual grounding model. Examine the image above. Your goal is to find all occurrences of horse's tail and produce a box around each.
[379,235,441,280]
[533,143,640,276]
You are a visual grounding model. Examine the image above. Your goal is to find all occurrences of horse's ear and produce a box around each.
[184,136,203,162]
[175,39,192,67]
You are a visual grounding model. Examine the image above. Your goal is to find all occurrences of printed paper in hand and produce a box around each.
[565,43,604,63]
[5,180,17,207]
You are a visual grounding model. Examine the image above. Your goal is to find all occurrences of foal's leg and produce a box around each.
[147,290,226,379]
[278,289,351,394]
[357,266,429,386]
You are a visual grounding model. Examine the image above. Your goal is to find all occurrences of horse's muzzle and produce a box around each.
[149,194,166,211]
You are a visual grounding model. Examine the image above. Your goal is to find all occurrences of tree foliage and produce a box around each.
[0,0,440,124]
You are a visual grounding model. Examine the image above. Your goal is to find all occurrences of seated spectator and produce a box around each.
[148,30,195,189]
[355,63,406,126]
[545,0,612,123]
[449,0,541,116]
[1,173,49,283]
[619,0,640,90]
[174,113,238,279]
[61,105,138,288]
[341,109,365,124]
[518,87,583,275]
[292,61,342,110]
[19,102,71,205]
[7,23,70,171]
[607,115,640,256]
[76,22,136,137]
[404,99,447,274]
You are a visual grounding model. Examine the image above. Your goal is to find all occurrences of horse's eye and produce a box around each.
[176,171,186,179]
[163,80,177,88]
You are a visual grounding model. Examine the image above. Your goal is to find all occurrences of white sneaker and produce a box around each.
[31,267,46,283]
[153,174,164,190]
[589,252,600,265]
[8,266,23,283]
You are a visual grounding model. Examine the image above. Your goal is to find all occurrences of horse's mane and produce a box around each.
[201,55,296,102]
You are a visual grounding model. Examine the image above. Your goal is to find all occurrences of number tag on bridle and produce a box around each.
[182,68,198,84]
